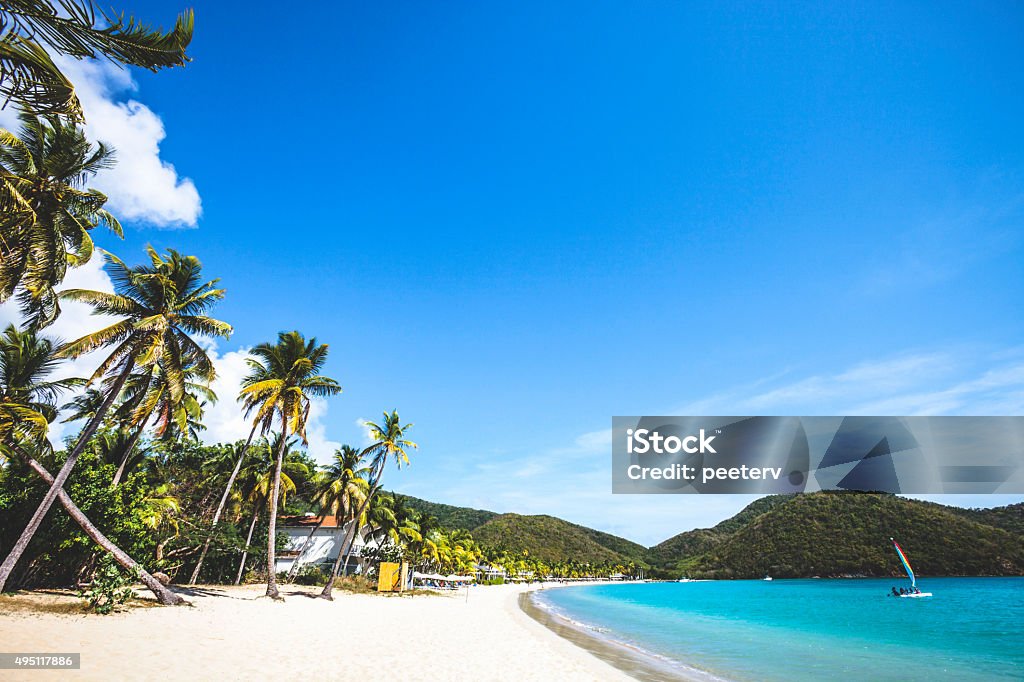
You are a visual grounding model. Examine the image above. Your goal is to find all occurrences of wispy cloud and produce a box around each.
[858,191,1022,296]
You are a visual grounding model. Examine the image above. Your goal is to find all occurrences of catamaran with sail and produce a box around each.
[890,537,932,598]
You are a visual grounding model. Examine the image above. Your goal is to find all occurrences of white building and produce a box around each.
[275,515,380,576]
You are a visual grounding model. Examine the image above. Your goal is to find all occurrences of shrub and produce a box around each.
[79,556,137,615]
[292,564,328,585]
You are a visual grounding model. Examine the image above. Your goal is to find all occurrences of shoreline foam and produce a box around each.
[519,585,726,682]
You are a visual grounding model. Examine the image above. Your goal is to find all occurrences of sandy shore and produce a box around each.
[0,583,634,681]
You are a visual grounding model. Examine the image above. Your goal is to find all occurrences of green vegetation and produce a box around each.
[399,494,498,532]
[79,555,135,614]
[472,513,648,567]
[648,492,1024,579]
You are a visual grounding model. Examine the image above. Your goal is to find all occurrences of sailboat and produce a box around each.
[891,538,932,598]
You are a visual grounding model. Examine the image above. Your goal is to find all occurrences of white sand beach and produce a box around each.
[0,583,633,681]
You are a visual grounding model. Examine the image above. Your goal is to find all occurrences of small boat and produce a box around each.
[763,575,773,581]
[890,538,932,598]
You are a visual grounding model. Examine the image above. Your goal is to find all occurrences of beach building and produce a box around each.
[474,563,507,582]
[275,515,380,575]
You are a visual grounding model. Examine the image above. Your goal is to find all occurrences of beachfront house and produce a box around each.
[275,515,380,576]
[474,563,507,582]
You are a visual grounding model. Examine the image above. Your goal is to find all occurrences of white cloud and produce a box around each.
[0,56,201,227]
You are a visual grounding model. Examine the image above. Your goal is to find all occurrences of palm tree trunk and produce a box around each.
[188,425,257,585]
[341,546,356,577]
[8,443,185,605]
[320,465,381,600]
[234,510,259,586]
[0,360,133,593]
[264,415,289,599]
[110,419,148,487]
[285,516,325,582]
[320,514,353,598]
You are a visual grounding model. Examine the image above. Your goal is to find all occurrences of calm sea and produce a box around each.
[533,578,1024,681]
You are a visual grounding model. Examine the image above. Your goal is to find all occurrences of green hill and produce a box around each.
[471,513,650,566]
[396,493,499,532]
[650,492,1024,579]
[952,502,1024,536]
[647,495,792,571]
[396,490,1024,579]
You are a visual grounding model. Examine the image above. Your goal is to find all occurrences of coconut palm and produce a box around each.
[191,334,342,588]
[108,362,215,485]
[189,434,257,584]
[60,386,104,423]
[231,435,303,586]
[286,444,369,582]
[0,323,182,604]
[236,331,341,598]
[0,113,122,326]
[0,2,194,119]
[140,483,181,563]
[87,426,149,481]
[320,409,416,599]
[0,246,230,594]
[0,323,81,443]
[0,323,81,417]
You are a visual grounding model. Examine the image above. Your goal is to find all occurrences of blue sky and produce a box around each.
[5,1,1024,545]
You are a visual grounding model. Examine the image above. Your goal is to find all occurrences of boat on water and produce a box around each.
[890,537,932,598]
[763,575,773,581]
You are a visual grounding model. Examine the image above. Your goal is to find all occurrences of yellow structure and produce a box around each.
[377,561,408,592]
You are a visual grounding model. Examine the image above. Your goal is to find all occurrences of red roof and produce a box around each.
[280,515,341,528]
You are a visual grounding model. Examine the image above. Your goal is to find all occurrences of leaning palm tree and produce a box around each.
[0,246,230,594]
[0,323,183,604]
[300,445,369,583]
[237,331,341,599]
[0,113,122,327]
[320,410,416,599]
[0,2,194,120]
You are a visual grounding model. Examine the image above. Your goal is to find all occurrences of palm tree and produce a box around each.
[87,427,149,481]
[320,410,416,599]
[237,331,341,599]
[0,323,80,443]
[60,386,105,423]
[0,2,194,119]
[0,323,183,604]
[109,362,216,485]
[231,435,303,586]
[0,246,230,594]
[0,113,122,326]
[140,483,181,563]
[189,434,258,584]
[286,444,368,582]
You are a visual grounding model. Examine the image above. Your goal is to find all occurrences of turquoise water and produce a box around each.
[534,578,1024,681]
